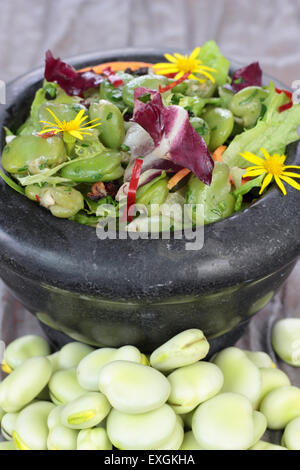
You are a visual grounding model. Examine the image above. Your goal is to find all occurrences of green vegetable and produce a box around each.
[229,86,269,128]
[89,100,125,149]
[202,107,234,151]
[197,40,230,86]
[122,74,168,110]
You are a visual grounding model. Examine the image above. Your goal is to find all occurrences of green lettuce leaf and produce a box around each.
[223,83,300,168]
[197,40,230,86]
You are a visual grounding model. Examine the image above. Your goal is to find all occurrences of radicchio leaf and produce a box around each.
[132,87,214,185]
[45,50,103,97]
[229,62,262,93]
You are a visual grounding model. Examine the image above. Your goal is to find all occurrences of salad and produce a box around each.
[1,41,300,231]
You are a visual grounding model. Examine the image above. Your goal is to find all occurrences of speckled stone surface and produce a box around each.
[0,51,299,353]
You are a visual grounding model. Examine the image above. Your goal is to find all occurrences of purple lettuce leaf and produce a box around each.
[132,87,214,185]
[44,50,103,97]
[229,62,262,93]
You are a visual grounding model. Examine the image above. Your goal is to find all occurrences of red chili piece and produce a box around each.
[35,195,41,203]
[102,67,124,87]
[125,158,144,223]
[275,87,293,112]
[39,131,56,139]
[159,71,190,93]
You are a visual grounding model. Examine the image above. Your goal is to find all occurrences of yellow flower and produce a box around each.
[40,108,101,140]
[153,47,216,83]
[241,148,300,195]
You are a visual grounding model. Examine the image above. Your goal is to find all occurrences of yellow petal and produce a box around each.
[174,52,185,60]
[245,165,265,171]
[164,53,178,63]
[279,175,300,191]
[284,165,300,170]
[39,128,61,135]
[195,65,217,73]
[196,70,215,83]
[240,151,265,166]
[46,108,63,127]
[174,71,185,80]
[190,47,201,60]
[260,148,271,160]
[282,171,300,178]
[69,130,83,139]
[259,173,273,194]
[189,74,205,83]
[243,169,265,178]
[275,175,287,195]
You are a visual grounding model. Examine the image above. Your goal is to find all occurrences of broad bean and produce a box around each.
[99,360,170,414]
[39,186,84,218]
[60,149,124,183]
[244,350,274,369]
[77,345,141,391]
[249,440,287,451]
[252,411,267,446]
[213,347,261,407]
[3,335,50,371]
[13,401,55,450]
[47,425,78,450]
[192,392,255,450]
[156,417,184,450]
[2,135,67,175]
[89,100,125,149]
[260,386,300,430]
[1,412,18,440]
[0,357,52,413]
[272,318,300,366]
[257,367,291,407]
[122,74,168,109]
[202,107,234,151]
[150,329,209,372]
[167,362,223,414]
[189,117,211,146]
[180,431,204,450]
[49,368,86,405]
[61,392,111,429]
[0,441,17,450]
[107,404,177,450]
[229,86,268,128]
[282,416,300,450]
[77,428,112,450]
[57,342,94,370]
[47,405,63,430]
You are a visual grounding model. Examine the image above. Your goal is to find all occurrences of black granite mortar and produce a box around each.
[0,49,299,354]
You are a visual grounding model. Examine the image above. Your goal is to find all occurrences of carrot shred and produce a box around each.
[212,145,227,162]
[79,61,154,74]
[167,168,191,190]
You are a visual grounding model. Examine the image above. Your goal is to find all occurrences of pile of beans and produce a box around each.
[0,319,299,451]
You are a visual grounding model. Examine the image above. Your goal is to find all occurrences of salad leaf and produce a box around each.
[229,62,262,92]
[132,87,214,185]
[223,87,300,168]
[45,50,103,97]
[197,40,230,86]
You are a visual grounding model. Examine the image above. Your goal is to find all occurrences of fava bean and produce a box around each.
[257,367,291,407]
[77,428,112,450]
[180,431,204,450]
[250,440,287,451]
[3,335,51,371]
[167,362,223,414]
[157,417,184,450]
[2,135,67,175]
[107,404,177,450]
[60,150,124,183]
[213,347,261,407]
[39,103,87,128]
[244,350,274,369]
[282,416,300,450]
[13,401,55,450]
[47,405,63,430]
[189,117,210,146]
[99,361,170,414]
[260,386,300,430]
[0,441,17,450]
[77,345,141,391]
[136,176,169,215]
[122,74,168,110]
[49,368,86,405]
[202,107,234,151]
[150,329,209,372]
[90,100,125,150]
[181,410,195,430]
[39,186,84,219]
[0,407,5,423]
[0,357,52,413]
[252,411,267,446]
[61,392,111,430]
[229,86,268,128]
[47,425,78,450]
[192,392,254,450]
[272,318,300,366]
[186,163,235,225]
[46,352,61,374]
[57,342,94,370]
[1,412,18,440]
